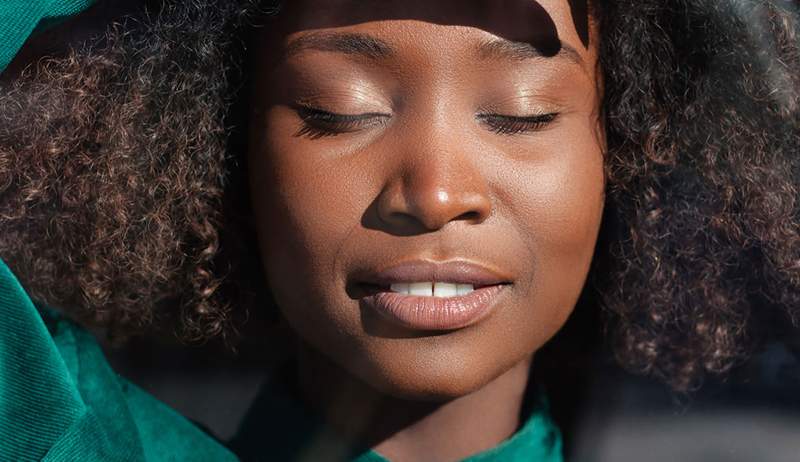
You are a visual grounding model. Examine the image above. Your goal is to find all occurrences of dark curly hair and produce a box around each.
[0,0,798,391]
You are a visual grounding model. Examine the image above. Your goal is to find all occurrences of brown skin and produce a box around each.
[5,5,799,448]
[248,1,603,460]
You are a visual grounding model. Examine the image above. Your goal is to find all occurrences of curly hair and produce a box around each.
[0,0,798,391]
[598,0,800,390]
[0,1,250,341]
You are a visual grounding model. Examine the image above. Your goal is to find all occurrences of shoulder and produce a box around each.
[120,379,237,462]
[0,259,237,461]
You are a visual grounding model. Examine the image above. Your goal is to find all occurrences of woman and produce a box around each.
[1,0,798,461]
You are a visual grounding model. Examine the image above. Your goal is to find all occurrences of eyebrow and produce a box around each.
[285,32,395,60]
[476,37,583,66]
[285,31,584,67]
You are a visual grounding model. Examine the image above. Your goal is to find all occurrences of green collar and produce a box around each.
[0,0,97,72]
[230,364,563,462]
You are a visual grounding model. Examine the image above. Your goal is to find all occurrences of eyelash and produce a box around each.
[292,104,559,139]
[294,105,389,140]
[475,113,559,135]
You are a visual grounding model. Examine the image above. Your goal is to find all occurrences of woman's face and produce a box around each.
[249,0,604,400]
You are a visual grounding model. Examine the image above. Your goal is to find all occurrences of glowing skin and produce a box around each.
[248,1,604,460]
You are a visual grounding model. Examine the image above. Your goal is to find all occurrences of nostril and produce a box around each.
[456,211,482,222]
[373,168,492,232]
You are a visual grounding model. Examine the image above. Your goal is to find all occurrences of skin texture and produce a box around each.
[2,0,800,459]
[7,0,796,458]
[3,3,800,445]
[248,1,603,459]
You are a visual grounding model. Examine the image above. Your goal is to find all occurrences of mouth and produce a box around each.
[356,280,502,296]
[351,260,513,331]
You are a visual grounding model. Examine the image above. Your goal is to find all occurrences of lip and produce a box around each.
[353,260,513,288]
[353,260,513,331]
[361,285,509,330]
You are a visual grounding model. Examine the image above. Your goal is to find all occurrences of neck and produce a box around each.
[296,342,533,462]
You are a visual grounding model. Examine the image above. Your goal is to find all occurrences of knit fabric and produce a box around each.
[0,0,96,72]
[0,259,238,461]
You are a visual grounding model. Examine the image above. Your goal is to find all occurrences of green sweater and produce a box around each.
[0,0,96,71]
[0,259,239,461]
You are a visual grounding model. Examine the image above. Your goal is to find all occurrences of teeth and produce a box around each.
[389,282,475,298]
[457,284,475,296]
[434,282,458,298]
[390,283,410,294]
[409,282,433,296]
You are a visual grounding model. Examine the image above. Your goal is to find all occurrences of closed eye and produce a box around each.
[476,113,559,135]
[293,104,390,139]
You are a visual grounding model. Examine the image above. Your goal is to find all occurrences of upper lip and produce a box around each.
[353,259,513,288]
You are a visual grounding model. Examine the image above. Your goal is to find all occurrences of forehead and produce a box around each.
[276,0,591,53]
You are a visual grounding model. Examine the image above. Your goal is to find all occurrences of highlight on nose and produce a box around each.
[376,177,492,232]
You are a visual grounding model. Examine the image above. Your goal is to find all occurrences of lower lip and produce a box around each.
[361,285,508,331]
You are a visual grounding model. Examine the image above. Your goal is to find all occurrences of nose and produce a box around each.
[376,143,493,232]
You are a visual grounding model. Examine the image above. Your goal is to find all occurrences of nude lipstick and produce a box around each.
[355,260,512,330]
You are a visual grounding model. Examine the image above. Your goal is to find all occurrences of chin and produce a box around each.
[370,375,493,403]
[351,348,512,403]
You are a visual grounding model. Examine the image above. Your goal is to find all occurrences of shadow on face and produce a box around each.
[272,0,590,54]
[246,0,604,403]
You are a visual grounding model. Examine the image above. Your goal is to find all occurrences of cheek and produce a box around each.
[249,107,382,253]
[522,145,604,256]
[496,132,605,338]
[247,121,380,328]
